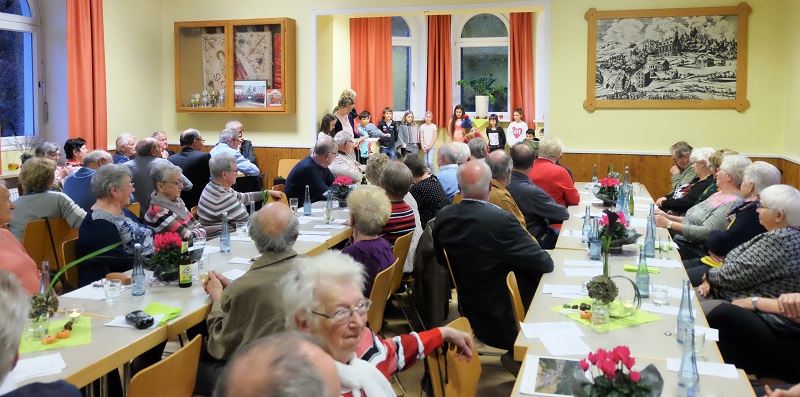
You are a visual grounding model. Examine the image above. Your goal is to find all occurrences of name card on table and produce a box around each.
[559,229,583,238]
[12,353,67,382]
[666,358,739,379]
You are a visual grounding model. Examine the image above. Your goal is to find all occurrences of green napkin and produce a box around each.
[623,264,661,274]
[143,302,182,326]
[551,297,662,332]
[19,317,92,354]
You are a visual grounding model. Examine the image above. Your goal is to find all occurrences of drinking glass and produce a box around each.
[104,279,122,303]
[289,198,299,214]
[694,330,706,359]
[324,207,334,224]
[651,284,669,306]
[235,222,248,236]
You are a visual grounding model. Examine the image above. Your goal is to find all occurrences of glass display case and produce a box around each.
[174,18,295,114]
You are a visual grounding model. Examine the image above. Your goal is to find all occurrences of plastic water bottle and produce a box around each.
[678,328,700,396]
[644,203,656,258]
[220,211,231,253]
[677,280,695,344]
[131,243,146,296]
[303,185,312,216]
[635,249,650,298]
[581,207,592,244]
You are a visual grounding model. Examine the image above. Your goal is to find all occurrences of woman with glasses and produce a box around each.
[281,251,473,397]
[144,162,205,240]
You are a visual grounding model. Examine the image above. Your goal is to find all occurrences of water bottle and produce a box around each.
[628,186,635,217]
[581,206,592,244]
[678,328,700,396]
[303,185,312,216]
[677,279,695,344]
[615,184,627,214]
[591,164,598,184]
[623,166,631,186]
[589,217,601,261]
[220,211,231,253]
[248,201,255,232]
[325,188,334,224]
[635,249,650,298]
[131,243,146,296]
[644,203,656,258]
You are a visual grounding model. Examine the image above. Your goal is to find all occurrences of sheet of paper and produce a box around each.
[200,245,221,254]
[228,257,252,264]
[640,303,697,317]
[299,216,324,221]
[634,197,654,204]
[104,314,165,329]
[574,212,603,219]
[299,231,330,236]
[668,287,696,299]
[540,334,592,356]
[222,269,247,281]
[563,268,602,278]
[629,218,648,228]
[230,235,251,242]
[311,208,324,213]
[542,284,583,295]
[645,258,683,269]
[520,322,584,339]
[563,260,602,268]
[313,224,346,230]
[695,325,720,341]
[297,234,330,243]
[666,358,739,379]
[61,282,107,301]
[11,353,67,382]
[552,292,585,300]
[560,229,582,238]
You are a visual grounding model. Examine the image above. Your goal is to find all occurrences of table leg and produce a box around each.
[99,374,107,397]
[122,362,131,395]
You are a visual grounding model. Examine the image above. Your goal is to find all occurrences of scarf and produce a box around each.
[335,355,396,397]
[149,191,190,219]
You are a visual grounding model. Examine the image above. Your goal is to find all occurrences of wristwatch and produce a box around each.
[752,297,760,312]
[666,221,673,229]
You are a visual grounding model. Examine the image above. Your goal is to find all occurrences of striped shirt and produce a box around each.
[380,200,415,246]
[197,181,261,238]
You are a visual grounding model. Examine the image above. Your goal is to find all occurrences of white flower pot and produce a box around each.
[475,95,489,119]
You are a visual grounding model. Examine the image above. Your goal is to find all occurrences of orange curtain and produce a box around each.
[425,15,452,129]
[350,18,392,119]
[67,0,107,150]
[509,12,535,127]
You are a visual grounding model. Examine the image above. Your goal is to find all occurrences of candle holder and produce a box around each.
[67,304,84,323]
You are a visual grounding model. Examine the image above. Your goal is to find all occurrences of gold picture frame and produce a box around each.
[584,3,751,112]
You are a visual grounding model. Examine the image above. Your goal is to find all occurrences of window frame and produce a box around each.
[390,15,426,121]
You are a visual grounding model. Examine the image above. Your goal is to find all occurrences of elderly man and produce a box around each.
[468,137,488,161]
[226,120,257,163]
[214,332,339,397]
[62,150,113,212]
[284,136,337,205]
[198,153,281,238]
[436,143,460,201]
[168,128,211,208]
[196,202,299,395]
[433,160,553,360]
[329,131,364,183]
[528,136,580,218]
[0,271,81,396]
[670,141,697,191]
[125,138,192,217]
[113,133,136,164]
[508,143,570,249]
[210,128,260,176]
[152,131,174,158]
[485,149,527,232]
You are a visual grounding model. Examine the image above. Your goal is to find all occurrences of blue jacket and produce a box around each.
[62,167,96,212]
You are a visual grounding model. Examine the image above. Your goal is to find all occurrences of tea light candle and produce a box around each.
[67,305,84,323]
[68,309,81,319]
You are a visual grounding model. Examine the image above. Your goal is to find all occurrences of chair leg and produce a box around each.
[392,373,406,397]
[403,283,428,330]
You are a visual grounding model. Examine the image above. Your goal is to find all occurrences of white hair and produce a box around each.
[453,142,470,165]
[0,271,31,382]
[538,136,564,159]
[760,185,800,228]
[743,161,781,195]
[689,147,715,167]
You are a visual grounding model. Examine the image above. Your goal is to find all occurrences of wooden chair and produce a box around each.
[389,231,414,297]
[127,335,202,397]
[23,218,79,290]
[277,159,301,178]
[61,239,80,288]
[366,259,398,335]
[452,193,463,204]
[506,271,525,332]
[425,317,481,397]
[267,192,289,205]
[126,202,141,218]
[442,249,462,317]
[190,206,198,219]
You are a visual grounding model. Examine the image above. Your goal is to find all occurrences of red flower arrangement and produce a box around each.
[149,232,186,280]
[332,176,355,202]
[574,346,659,396]
[599,177,621,188]
[599,209,631,241]
[154,232,182,252]
[332,176,353,186]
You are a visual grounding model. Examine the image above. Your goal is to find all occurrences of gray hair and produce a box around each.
[486,150,512,181]
[438,143,459,164]
[538,136,563,159]
[0,271,30,383]
[219,128,239,143]
[314,136,336,156]
[333,130,353,146]
[760,185,800,228]
[510,142,536,170]
[453,142,470,164]
[671,141,693,158]
[468,138,487,160]
[180,128,202,146]
[689,147,715,167]
[380,162,413,198]
[281,251,365,329]
[91,164,132,199]
[83,150,113,166]
[718,154,752,188]
[365,153,390,185]
[457,160,492,199]
[152,130,166,139]
[347,185,391,235]
[150,161,183,186]
[743,161,781,196]
[210,153,238,179]
[115,133,133,150]
[225,120,243,131]
[34,141,59,157]
[402,153,427,178]
[136,137,159,157]
[249,207,299,254]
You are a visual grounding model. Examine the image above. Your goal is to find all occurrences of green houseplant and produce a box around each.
[456,74,507,104]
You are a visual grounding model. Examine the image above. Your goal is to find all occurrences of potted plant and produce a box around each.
[456,74,507,118]
[148,232,186,282]
[572,346,663,396]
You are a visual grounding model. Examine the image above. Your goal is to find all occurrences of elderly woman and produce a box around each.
[9,157,86,242]
[32,141,73,185]
[378,162,418,247]
[695,148,738,204]
[0,181,40,294]
[656,154,751,260]
[64,137,89,167]
[685,161,781,285]
[144,162,206,240]
[342,186,395,296]
[76,164,154,287]
[281,251,472,397]
[198,153,282,238]
[329,131,364,183]
[655,147,715,215]
[364,153,391,186]
[403,153,448,227]
[152,131,175,159]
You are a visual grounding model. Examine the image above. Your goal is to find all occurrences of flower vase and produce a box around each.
[26,314,50,341]
[602,251,610,277]
[591,299,610,333]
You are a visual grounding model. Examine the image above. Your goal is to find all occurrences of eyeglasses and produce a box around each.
[312,299,371,325]
[195,138,205,143]
[162,181,184,186]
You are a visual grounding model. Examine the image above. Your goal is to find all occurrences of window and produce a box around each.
[391,16,414,114]
[454,13,509,115]
[0,0,40,139]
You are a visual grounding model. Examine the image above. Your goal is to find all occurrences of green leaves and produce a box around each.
[456,74,507,104]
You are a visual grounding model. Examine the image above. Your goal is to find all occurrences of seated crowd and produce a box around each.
[2,100,800,397]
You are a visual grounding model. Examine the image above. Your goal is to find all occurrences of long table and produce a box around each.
[17,203,351,389]
[510,182,755,396]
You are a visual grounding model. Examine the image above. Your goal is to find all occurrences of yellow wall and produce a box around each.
[784,1,800,160]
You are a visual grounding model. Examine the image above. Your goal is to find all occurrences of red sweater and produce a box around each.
[528,158,580,208]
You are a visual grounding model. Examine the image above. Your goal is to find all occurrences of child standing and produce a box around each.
[448,105,471,143]
[485,113,506,152]
[397,110,420,158]
[377,107,398,160]
[506,108,527,147]
[419,111,438,173]
[356,111,385,164]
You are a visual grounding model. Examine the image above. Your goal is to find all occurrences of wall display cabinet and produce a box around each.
[174,18,295,114]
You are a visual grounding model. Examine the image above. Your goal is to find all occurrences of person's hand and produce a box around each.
[438,327,474,362]
[765,384,800,397]
[384,134,391,138]
[698,274,711,298]
[268,190,283,200]
[655,197,666,207]
[204,271,225,301]
[670,165,681,175]
[709,252,725,263]
[730,298,750,309]
[161,150,169,159]
[778,293,800,319]
[655,215,670,228]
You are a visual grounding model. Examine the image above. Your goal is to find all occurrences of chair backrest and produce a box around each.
[277,159,301,178]
[389,231,414,296]
[425,317,481,397]
[127,334,202,397]
[23,218,79,278]
[506,271,525,332]
[126,202,141,218]
[452,193,463,204]
[442,249,462,316]
[267,192,289,205]
[61,239,79,287]
[190,206,198,219]
[271,183,285,192]
[366,259,398,335]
